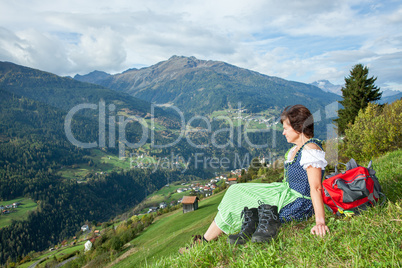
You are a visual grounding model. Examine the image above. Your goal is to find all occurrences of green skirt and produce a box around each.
[214,182,309,234]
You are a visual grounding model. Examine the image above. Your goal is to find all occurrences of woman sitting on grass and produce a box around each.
[183,104,330,250]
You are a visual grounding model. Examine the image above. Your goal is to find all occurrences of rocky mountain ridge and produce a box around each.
[310,80,342,95]
[74,56,341,116]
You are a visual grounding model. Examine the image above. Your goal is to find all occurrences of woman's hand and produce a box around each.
[311,223,329,237]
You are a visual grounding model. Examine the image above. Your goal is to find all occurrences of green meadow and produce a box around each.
[113,191,224,267]
[58,149,156,180]
[0,197,37,229]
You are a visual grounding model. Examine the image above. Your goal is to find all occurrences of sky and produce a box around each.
[1,0,401,91]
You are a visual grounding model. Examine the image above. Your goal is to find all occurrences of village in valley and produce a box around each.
[145,167,248,215]
[74,167,249,252]
[0,202,20,215]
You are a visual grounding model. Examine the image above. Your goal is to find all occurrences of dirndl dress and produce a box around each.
[214,138,327,234]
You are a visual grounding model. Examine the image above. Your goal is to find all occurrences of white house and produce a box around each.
[84,240,92,252]
[81,225,89,232]
[159,202,167,209]
[148,207,158,213]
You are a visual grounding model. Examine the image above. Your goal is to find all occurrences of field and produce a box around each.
[18,241,86,268]
[58,149,156,180]
[0,197,37,228]
[113,191,225,267]
[209,108,282,131]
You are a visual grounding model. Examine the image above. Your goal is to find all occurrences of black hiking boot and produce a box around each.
[227,207,259,245]
[251,202,281,243]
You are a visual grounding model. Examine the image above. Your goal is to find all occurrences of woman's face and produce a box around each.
[282,119,300,144]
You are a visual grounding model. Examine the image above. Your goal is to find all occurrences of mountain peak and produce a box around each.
[163,55,201,69]
[310,80,342,95]
[115,55,219,84]
[161,55,219,70]
[74,70,111,84]
[169,55,197,61]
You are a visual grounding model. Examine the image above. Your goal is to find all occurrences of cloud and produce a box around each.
[0,0,401,91]
[0,27,71,73]
[68,27,127,74]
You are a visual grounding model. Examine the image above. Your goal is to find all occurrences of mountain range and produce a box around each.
[74,55,341,117]
[309,79,402,104]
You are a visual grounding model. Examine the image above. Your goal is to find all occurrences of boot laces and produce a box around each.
[239,209,253,233]
[257,206,278,232]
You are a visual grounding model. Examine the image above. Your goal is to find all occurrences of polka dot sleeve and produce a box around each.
[300,149,327,170]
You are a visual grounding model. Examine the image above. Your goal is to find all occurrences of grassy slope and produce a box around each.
[0,198,37,228]
[136,181,205,212]
[114,150,402,268]
[113,191,225,267]
[18,241,85,268]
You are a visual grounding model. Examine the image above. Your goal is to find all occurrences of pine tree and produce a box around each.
[335,64,382,134]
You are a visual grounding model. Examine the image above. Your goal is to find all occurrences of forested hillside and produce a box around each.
[0,87,205,264]
[0,61,176,122]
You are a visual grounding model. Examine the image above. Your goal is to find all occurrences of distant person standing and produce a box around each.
[181,104,329,251]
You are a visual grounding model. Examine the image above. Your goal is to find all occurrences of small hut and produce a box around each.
[182,196,199,214]
[227,178,238,185]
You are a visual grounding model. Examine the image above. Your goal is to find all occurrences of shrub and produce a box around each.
[342,99,402,161]
[109,236,123,251]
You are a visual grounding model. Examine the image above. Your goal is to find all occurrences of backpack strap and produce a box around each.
[346,158,358,170]
[334,158,358,174]
[367,160,372,169]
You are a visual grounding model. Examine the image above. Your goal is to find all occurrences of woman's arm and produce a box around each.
[307,166,330,236]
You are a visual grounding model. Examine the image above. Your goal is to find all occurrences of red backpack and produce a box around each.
[322,159,385,216]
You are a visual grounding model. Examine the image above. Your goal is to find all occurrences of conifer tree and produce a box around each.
[335,64,382,134]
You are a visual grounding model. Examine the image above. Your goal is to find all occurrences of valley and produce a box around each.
[1,56,399,267]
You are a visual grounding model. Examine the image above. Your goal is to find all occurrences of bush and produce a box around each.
[261,167,283,183]
[342,99,402,161]
[109,236,123,251]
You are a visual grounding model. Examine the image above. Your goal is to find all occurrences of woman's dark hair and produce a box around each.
[280,104,314,138]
